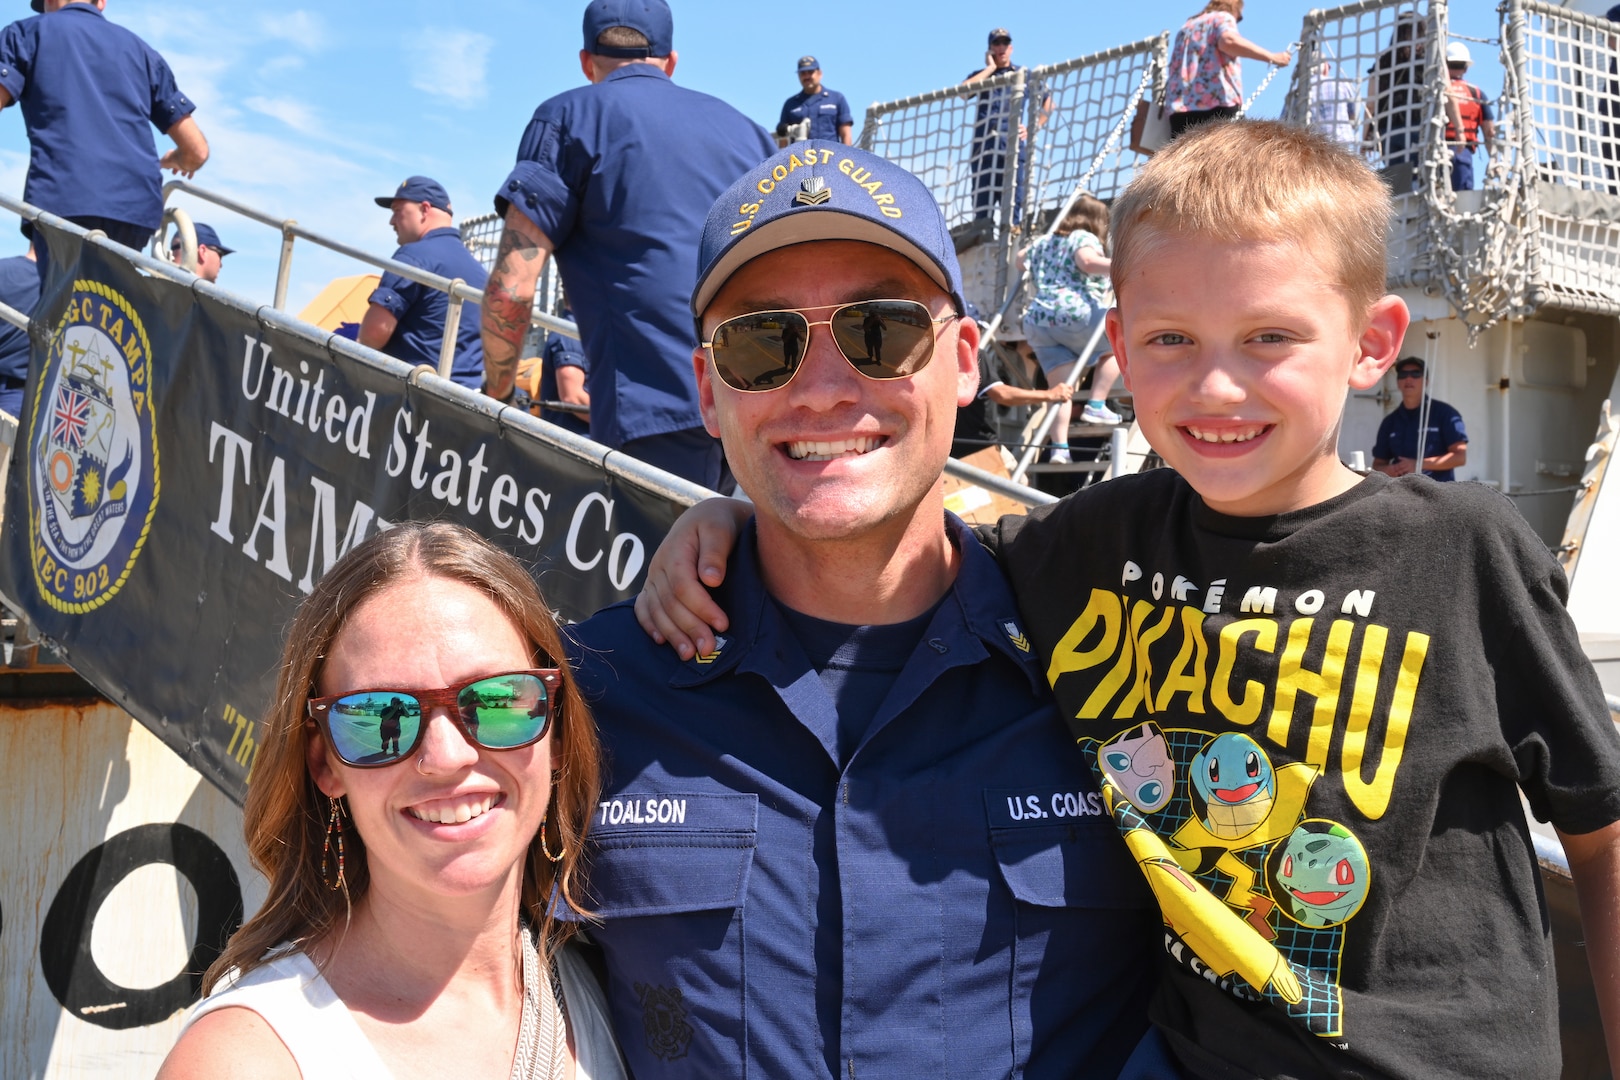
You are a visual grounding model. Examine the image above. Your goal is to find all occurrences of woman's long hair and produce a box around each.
[203,522,602,992]
[1200,0,1242,16]
[1053,193,1110,246]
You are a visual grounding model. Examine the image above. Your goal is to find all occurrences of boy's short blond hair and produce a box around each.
[1110,120,1391,320]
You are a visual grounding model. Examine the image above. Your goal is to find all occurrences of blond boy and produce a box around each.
[639,121,1620,1080]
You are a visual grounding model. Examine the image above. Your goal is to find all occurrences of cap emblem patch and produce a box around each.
[793,177,831,207]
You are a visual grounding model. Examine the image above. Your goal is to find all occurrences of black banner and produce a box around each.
[0,224,682,804]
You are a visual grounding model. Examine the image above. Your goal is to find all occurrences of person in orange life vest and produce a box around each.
[1443,41,1495,192]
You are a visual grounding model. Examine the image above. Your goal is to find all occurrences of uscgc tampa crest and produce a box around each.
[26,280,158,613]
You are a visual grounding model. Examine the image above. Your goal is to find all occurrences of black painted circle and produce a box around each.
[39,822,243,1030]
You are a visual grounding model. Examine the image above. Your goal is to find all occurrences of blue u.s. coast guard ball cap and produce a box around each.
[693,141,966,317]
[191,223,233,256]
[583,0,674,58]
[374,176,452,212]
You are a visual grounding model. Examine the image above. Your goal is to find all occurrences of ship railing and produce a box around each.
[157,180,581,381]
[18,193,1055,518]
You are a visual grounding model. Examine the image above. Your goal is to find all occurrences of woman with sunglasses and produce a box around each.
[158,522,625,1080]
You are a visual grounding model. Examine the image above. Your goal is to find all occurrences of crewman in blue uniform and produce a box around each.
[568,144,1166,1079]
[776,55,853,145]
[1371,356,1469,481]
[359,176,488,390]
[538,316,589,435]
[480,0,774,490]
[0,0,209,290]
[167,221,230,283]
[0,241,38,416]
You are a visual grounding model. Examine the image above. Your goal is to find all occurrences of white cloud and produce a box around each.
[258,11,329,51]
[409,30,493,107]
[257,55,307,78]
[243,96,321,136]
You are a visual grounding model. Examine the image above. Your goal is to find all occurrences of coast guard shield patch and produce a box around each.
[27,279,159,613]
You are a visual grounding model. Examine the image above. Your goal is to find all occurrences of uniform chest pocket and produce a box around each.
[985,791,1159,1073]
[587,793,758,1075]
[589,791,758,916]
[985,787,1150,910]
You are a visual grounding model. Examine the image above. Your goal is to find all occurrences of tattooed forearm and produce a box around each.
[479,214,552,399]
[496,224,544,265]
[481,277,534,396]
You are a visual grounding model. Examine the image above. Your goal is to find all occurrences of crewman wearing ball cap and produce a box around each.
[776,54,852,146]
[568,141,1167,1079]
[358,175,490,389]
[481,0,774,490]
[167,222,231,283]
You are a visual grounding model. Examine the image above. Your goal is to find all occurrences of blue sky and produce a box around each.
[0,0,1520,314]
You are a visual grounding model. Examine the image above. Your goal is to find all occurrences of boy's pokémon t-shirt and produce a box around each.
[985,468,1620,1080]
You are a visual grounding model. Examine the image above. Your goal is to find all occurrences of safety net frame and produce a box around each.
[859,36,1168,319]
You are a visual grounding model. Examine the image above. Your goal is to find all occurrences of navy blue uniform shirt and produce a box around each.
[539,330,589,435]
[969,63,1026,152]
[569,514,1159,1079]
[0,5,193,231]
[368,227,489,388]
[0,253,38,382]
[1372,397,1468,481]
[496,65,774,448]
[778,86,852,142]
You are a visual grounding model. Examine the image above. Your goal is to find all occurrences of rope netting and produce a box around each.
[1510,0,1620,317]
[1282,0,1620,333]
[861,37,1167,319]
[859,67,1030,240]
[1019,37,1168,229]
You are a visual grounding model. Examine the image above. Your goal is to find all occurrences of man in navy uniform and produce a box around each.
[0,0,209,289]
[538,316,590,435]
[481,0,774,490]
[1372,356,1469,481]
[0,240,37,416]
[963,27,1046,222]
[359,176,489,390]
[167,221,231,283]
[569,143,1165,1079]
[777,55,852,146]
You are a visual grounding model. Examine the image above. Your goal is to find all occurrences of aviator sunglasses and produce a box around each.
[307,668,560,768]
[702,298,958,393]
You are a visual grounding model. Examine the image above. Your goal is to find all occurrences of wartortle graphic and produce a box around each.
[26,280,158,613]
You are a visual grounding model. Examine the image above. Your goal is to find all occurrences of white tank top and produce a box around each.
[183,943,627,1080]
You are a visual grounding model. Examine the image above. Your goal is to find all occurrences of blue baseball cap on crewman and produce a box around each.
[797,55,820,72]
[583,0,674,58]
[693,140,966,318]
[171,223,233,255]
[373,176,451,213]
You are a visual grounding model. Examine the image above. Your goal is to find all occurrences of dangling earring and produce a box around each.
[538,814,565,863]
[321,796,347,891]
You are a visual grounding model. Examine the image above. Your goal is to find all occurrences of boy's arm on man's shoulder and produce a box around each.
[1558,819,1620,1077]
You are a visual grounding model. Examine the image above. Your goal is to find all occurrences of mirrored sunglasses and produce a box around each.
[307,668,560,767]
[1395,370,1424,380]
[702,299,956,393]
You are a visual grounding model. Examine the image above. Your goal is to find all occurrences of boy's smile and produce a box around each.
[1108,235,1408,517]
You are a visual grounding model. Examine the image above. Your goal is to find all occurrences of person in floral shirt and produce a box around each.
[1021,194,1124,462]
[1166,0,1291,139]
